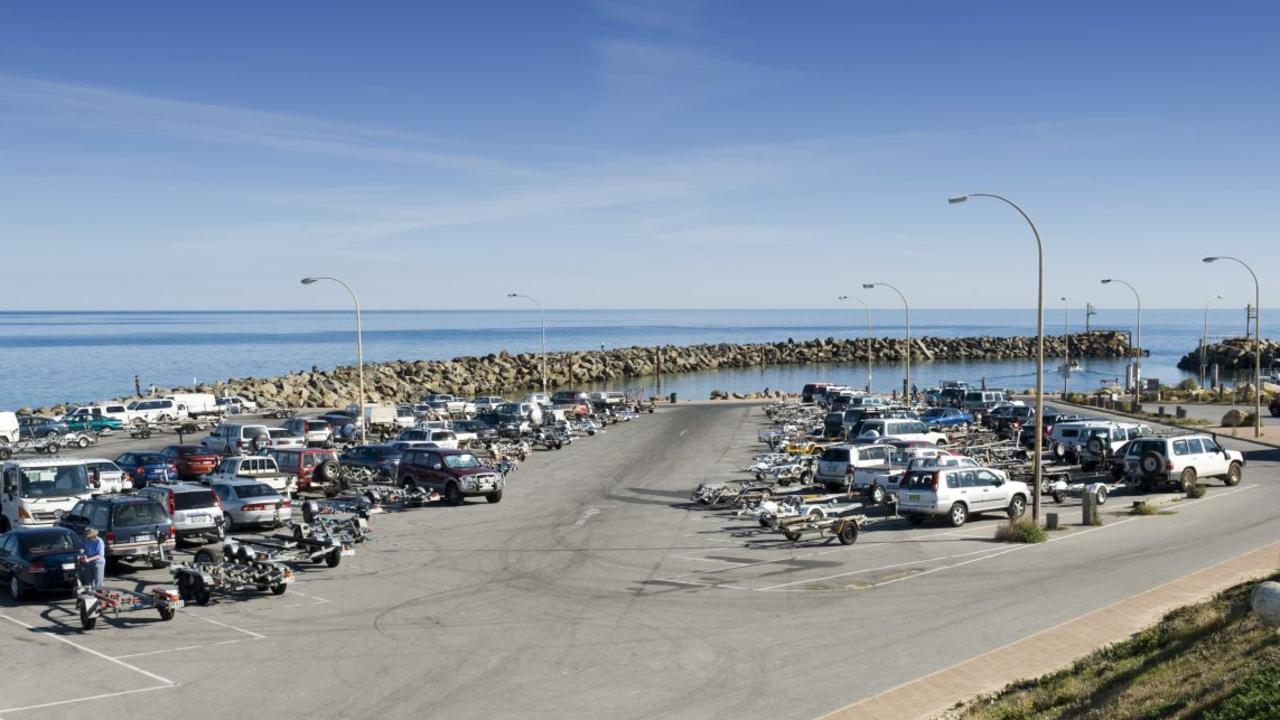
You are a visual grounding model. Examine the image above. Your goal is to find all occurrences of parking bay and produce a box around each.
[1,402,1278,720]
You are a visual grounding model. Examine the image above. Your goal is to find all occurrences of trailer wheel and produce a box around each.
[158,606,176,621]
[758,518,771,528]
[78,600,96,631]
[836,522,858,545]
[0,446,10,461]
[77,436,91,448]
[270,583,287,596]
[177,575,193,602]
[325,549,341,568]
[193,549,216,565]
[783,530,800,542]
[1052,491,1064,504]
[870,485,886,505]
[1095,485,1109,505]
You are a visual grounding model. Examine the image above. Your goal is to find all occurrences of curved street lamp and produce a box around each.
[1204,257,1261,437]
[950,193,1045,522]
[1101,278,1142,409]
[301,276,366,444]
[837,295,873,392]
[862,283,910,401]
[508,293,548,394]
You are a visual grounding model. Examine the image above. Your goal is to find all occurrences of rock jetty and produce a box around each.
[23,332,1133,415]
[1176,337,1279,371]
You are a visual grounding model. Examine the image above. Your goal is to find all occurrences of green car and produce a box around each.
[60,415,123,433]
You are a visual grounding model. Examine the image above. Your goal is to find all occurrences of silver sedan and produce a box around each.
[210,480,293,531]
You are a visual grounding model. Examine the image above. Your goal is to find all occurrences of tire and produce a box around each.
[177,575,194,602]
[783,530,800,541]
[1007,495,1027,519]
[836,522,858,545]
[150,557,167,569]
[947,503,968,528]
[77,436,90,448]
[870,485,886,505]
[223,514,235,533]
[808,508,825,520]
[292,524,304,541]
[758,518,771,528]
[1086,438,1105,455]
[325,549,341,568]
[1225,462,1242,487]
[1110,463,1126,482]
[485,491,503,504]
[1052,490,1065,504]
[9,575,24,601]
[317,460,340,484]
[444,483,463,506]
[78,601,96,631]
[0,446,9,461]
[1180,467,1197,493]
[1139,452,1165,478]
[193,549,215,565]
[158,606,175,621]
[1095,485,1109,505]
[193,580,211,606]
[778,477,792,488]
[270,583,287,596]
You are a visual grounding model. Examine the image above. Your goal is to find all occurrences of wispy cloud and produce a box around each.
[0,74,538,178]
[589,0,703,33]
[592,39,793,119]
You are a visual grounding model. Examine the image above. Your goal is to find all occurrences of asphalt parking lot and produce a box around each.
[3,403,1278,720]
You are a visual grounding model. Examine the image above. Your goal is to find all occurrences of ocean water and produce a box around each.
[0,308,1266,409]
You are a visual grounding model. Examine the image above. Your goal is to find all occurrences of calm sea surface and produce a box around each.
[0,308,1265,409]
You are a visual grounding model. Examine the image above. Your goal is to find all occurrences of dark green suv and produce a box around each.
[57,495,175,568]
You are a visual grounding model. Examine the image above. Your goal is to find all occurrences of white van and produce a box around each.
[0,412,18,445]
[962,390,1010,413]
[816,444,893,489]
[65,403,134,425]
[127,398,188,423]
[166,393,220,418]
[202,423,272,455]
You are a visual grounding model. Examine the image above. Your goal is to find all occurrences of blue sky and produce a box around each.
[1,1,1277,311]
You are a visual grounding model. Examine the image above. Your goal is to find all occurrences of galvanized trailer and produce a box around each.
[770,498,899,545]
[74,580,182,630]
[171,550,294,605]
[222,533,353,568]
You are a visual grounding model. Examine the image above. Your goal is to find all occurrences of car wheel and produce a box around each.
[9,575,24,601]
[270,583,287,596]
[158,606,176,621]
[325,549,341,568]
[1139,452,1165,478]
[870,485,886,505]
[223,514,235,533]
[948,503,968,527]
[77,436,90,448]
[149,557,167,569]
[444,483,463,506]
[1225,462,1242,487]
[1007,495,1026,519]
[1180,467,1197,493]
[486,490,503,504]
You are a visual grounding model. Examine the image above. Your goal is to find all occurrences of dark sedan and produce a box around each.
[115,451,176,488]
[338,444,403,479]
[0,527,85,599]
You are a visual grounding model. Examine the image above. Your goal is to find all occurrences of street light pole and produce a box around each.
[1201,294,1223,389]
[301,276,366,444]
[949,193,1045,523]
[1101,278,1142,410]
[837,295,873,392]
[863,283,909,402]
[508,293,547,395]
[1204,257,1261,437]
[1061,297,1069,397]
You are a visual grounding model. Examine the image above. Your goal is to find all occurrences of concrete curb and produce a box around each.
[1053,397,1280,451]
[817,540,1280,720]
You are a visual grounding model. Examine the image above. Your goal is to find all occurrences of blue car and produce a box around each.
[921,407,975,429]
[114,452,176,489]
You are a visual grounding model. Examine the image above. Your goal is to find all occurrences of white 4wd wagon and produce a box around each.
[1122,434,1244,492]
[898,466,1029,527]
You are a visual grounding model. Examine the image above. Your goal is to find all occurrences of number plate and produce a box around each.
[61,563,75,570]
[190,514,209,524]
[907,494,921,502]
[134,534,153,542]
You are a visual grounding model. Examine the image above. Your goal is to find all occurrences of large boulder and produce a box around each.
[1221,408,1248,427]
[1252,581,1280,627]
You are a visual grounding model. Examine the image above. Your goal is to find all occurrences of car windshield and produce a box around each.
[113,502,168,527]
[18,465,90,498]
[233,484,276,499]
[19,531,81,555]
[136,453,165,464]
[443,453,482,469]
[177,446,207,457]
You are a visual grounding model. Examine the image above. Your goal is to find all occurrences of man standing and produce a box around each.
[135,374,142,398]
[80,528,106,588]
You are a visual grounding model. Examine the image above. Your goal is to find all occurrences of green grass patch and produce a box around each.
[1186,483,1207,499]
[951,573,1280,720]
[995,518,1048,543]
[1130,502,1160,516]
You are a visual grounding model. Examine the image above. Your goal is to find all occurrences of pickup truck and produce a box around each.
[423,394,475,417]
[203,456,296,497]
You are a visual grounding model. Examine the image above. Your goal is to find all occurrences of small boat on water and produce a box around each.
[1058,359,1081,376]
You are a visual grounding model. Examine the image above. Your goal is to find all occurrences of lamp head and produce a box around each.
[837,295,848,301]
[300,277,317,285]
[947,194,969,205]
[507,293,518,298]
[861,283,875,289]
[1101,279,1112,285]
[1202,257,1220,264]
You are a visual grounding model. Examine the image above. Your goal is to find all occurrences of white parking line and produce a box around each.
[0,614,176,714]
[196,614,265,640]
[114,638,244,660]
[757,545,1017,591]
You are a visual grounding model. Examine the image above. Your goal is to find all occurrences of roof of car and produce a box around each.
[142,483,210,493]
[4,526,78,536]
[87,494,162,505]
[213,478,278,488]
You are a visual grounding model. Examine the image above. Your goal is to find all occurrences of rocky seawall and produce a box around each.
[1176,337,1279,372]
[25,332,1132,415]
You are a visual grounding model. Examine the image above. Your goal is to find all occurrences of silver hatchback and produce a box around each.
[210,480,292,531]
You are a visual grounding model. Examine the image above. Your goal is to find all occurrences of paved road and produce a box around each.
[2,404,1278,719]
[1136,400,1280,426]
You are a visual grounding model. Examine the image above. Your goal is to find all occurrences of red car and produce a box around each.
[268,448,341,493]
[160,445,221,480]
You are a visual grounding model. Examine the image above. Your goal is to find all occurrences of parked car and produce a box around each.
[266,428,307,449]
[136,483,224,543]
[126,398,186,423]
[897,466,1028,527]
[0,526,85,599]
[159,445,221,480]
[81,459,131,493]
[815,443,894,489]
[18,416,63,440]
[1,458,93,531]
[60,414,123,434]
[552,391,590,406]
[920,407,975,430]
[216,395,259,414]
[57,494,176,567]
[0,411,19,446]
[203,423,272,455]
[339,445,403,479]
[452,419,497,443]
[113,452,176,488]
[1076,422,1151,470]
[962,390,1011,413]
[395,448,504,505]
[1018,411,1086,447]
[204,456,296,497]
[395,428,458,449]
[471,396,506,413]
[856,418,948,445]
[64,403,134,426]
[497,401,543,426]
[266,448,341,494]
[209,480,291,531]
[1122,434,1244,492]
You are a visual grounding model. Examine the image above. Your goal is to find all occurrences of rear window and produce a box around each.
[233,484,276,499]
[113,502,168,527]
[20,532,80,555]
[174,490,217,511]
[904,472,937,490]
[820,448,851,462]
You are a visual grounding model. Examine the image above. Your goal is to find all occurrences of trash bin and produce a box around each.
[669,392,678,403]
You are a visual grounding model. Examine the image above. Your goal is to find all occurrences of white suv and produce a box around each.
[1122,434,1244,492]
[815,444,893,490]
[898,466,1028,527]
[857,418,948,445]
[1075,422,1151,470]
